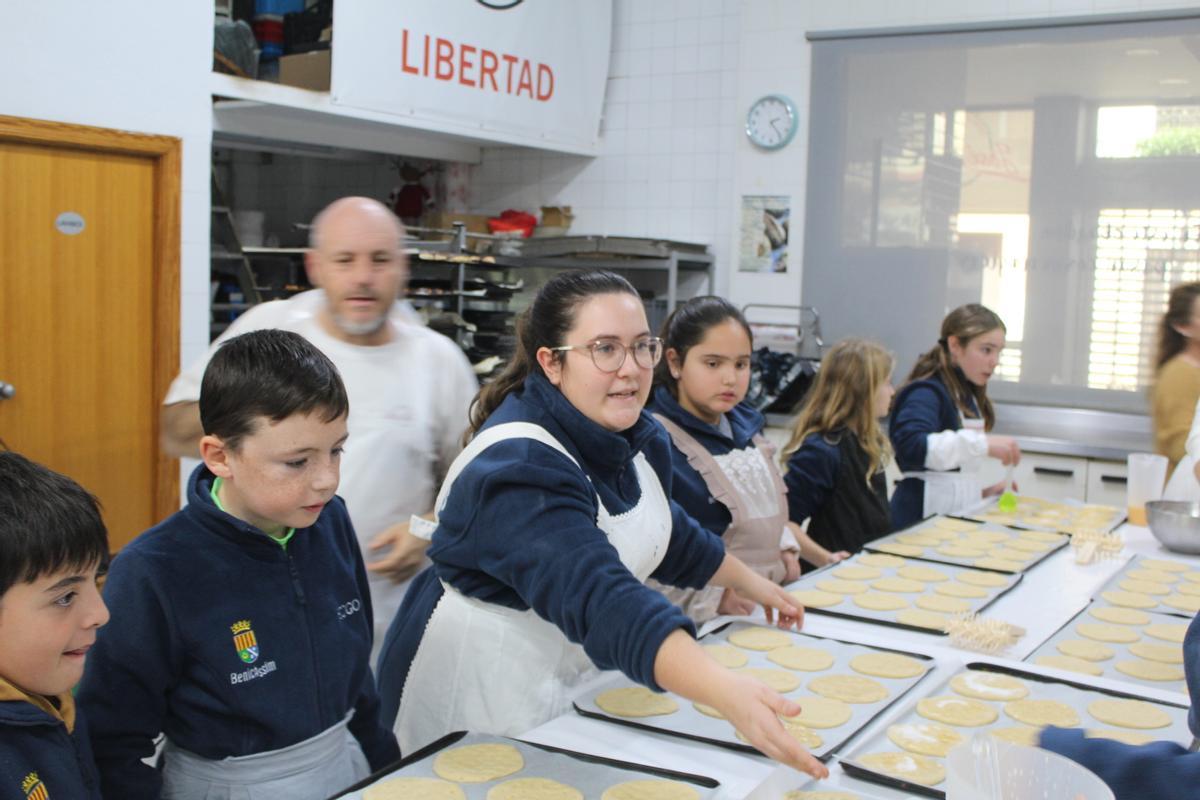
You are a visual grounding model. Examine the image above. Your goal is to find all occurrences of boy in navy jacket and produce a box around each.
[0,451,110,800]
[79,330,399,799]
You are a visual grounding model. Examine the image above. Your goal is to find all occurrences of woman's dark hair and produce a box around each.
[1156,282,1200,369]
[654,296,753,398]
[906,303,1005,430]
[467,270,640,438]
[200,329,349,451]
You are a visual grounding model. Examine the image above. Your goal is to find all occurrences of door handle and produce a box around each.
[0,381,13,400]
[1099,474,1127,485]
[1033,466,1075,478]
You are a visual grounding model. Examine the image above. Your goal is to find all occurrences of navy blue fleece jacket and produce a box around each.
[77,465,399,800]
[0,686,101,800]
[888,374,972,529]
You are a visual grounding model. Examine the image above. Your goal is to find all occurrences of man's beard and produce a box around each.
[332,310,388,337]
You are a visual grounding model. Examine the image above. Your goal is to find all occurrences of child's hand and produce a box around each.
[737,573,804,629]
[780,549,801,583]
[366,521,429,583]
[717,587,758,617]
[712,673,829,779]
[827,550,851,565]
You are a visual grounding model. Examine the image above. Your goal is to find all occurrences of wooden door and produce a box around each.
[0,116,179,551]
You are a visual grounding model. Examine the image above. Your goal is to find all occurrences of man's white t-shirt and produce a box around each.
[164,290,477,652]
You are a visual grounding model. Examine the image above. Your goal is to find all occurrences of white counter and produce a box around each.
[520,524,1198,799]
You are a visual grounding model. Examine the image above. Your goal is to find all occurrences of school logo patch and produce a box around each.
[22,772,48,800]
[230,619,259,664]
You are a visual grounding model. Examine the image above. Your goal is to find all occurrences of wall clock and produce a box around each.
[746,94,798,151]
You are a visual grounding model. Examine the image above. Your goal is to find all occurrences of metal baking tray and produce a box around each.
[958,495,1125,534]
[840,662,1193,799]
[574,622,934,761]
[1094,554,1200,619]
[331,731,719,799]
[864,515,1067,574]
[782,552,1022,635]
[1024,599,1190,695]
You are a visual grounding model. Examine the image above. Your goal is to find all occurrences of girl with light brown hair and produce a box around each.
[1153,282,1200,470]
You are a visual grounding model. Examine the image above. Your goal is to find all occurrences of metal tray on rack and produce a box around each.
[574,621,935,761]
[1093,554,1200,619]
[863,515,1067,574]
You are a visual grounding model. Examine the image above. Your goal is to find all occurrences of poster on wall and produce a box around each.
[332,0,611,154]
[739,195,790,273]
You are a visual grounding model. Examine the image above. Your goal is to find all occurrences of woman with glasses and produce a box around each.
[376,270,827,780]
[646,296,845,624]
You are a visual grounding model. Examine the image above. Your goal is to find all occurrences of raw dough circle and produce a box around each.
[1007,538,1053,552]
[1085,729,1154,745]
[850,652,926,679]
[703,644,749,668]
[1101,590,1157,609]
[1005,699,1080,727]
[433,743,525,783]
[487,778,583,800]
[809,675,890,704]
[693,701,723,718]
[790,589,843,608]
[365,778,466,800]
[1087,698,1172,729]
[972,557,1025,572]
[1126,568,1179,584]
[898,565,950,582]
[735,719,823,749]
[1056,639,1114,661]
[1174,581,1200,596]
[871,542,925,557]
[1181,571,1200,583]
[853,592,909,611]
[855,752,945,787]
[783,696,853,729]
[937,544,989,558]
[1019,529,1065,543]
[915,594,970,613]
[917,696,998,727]
[1145,623,1189,643]
[833,565,882,581]
[858,553,906,569]
[1034,655,1103,676]
[595,687,679,718]
[950,671,1029,701]
[767,646,836,672]
[1140,559,1190,573]
[935,582,988,599]
[1129,641,1184,664]
[895,532,941,547]
[957,570,1009,588]
[1114,659,1186,682]
[989,726,1040,747]
[871,577,926,593]
[896,608,950,631]
[933,517,980,532]
[887,721,963,757]
[1163,593,1200,613]
[986,548,1035,563]
[816,579,868,595]
[1076,623,1140,643]
[1119,579,1171,596]
[739,667,802,693]
[728,626,793,651]
[1089,606,1150,625]
[964,530,1012,544]
[601,780,700,800]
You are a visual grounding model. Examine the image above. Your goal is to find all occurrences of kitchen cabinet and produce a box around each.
[1086,459,1128,508]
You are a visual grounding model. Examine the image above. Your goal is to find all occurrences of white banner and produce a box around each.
[331,0,611,153]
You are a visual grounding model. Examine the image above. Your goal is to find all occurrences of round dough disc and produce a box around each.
[898,565,950,582]
[809,674,890,704]
[833,565,882,581]
[1101,590,1157,609]
[790,589,843,608]
[1174,581,1200,596]
[739,667,802,693]
[735,719,823,749]
[486,778,583,800]
[365,777,467,800]
[871,542,925,557]
[1076,623,1140,643]
[1115,659,1186,682]
[595,687,679,718]
[871,577,926,593]
[782,695,853,729]
[693,701,723,719]
[933,517,980,532]
[1140,559,1190,573]
[1129,641,1184,664]
[917,696,999,727]
[703,644,749,668]
[1087,698,1172,729]
[1085,729,1155,745]
[1089,606,1150,625]
[1119,579,1171,596]
[957,570,1010,588]
[989,726,1040,747]
[896,608,950,631]
[986,548,1036,563]
[972,557,1025,572]
[1056,639,1114,661]
[816,579,868,595]
[433,743,525,783]
[1005,699,1080,727]
[1145,623,1190,643]
[915,594,970,613]
[858,553,906,569]
[1019,529,1065,543]
[1034,654,1103,676]
[767,646,836,672]
[1126,568,1179,584]
[601,780,701,800]
[895,532,941,547]
[937,544,989,558]
[1163,593,1200,613]
[935,582,988,599]
[887,721,964,757]
[1181,571,1200,583]
[850,652,926,679]
[728,626,793,651]
[950,671,1029,701]
[855,752,945,787]
[1007,538,1054,552]
[853,592,909,611]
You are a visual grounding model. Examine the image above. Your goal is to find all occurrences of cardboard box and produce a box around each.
[278,50,331,92]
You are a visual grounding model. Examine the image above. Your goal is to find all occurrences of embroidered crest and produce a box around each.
[22,772,48,800]
[230,619,259,664]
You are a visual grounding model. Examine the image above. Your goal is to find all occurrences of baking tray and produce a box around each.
[782,552,1023,635]
[1094,554,1200,619]
[839,662,1194,799]
[330,731,719,799]
[1024,599,1190,695]
[864,515,1067,574]
[574,621,935,761]
[959,495,1125,535]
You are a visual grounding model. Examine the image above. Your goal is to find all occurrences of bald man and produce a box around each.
[162,197,477,658]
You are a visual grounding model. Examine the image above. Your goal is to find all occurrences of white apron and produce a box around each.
[160,711,369,800]
[904,417,986,519]
[395,422,674,754]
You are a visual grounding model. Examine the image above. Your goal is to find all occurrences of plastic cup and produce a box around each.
[1127,452,1169,527]
[946,735,1114,800]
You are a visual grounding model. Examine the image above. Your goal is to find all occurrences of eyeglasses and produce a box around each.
[548,337,663,373]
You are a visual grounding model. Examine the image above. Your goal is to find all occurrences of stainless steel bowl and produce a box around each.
[1146,500,1200,555]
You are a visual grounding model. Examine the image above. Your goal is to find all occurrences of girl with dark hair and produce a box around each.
[646,296,843,623]
[377,272,827,779]
[1153,282,1200,470]
[889,304,1021,529]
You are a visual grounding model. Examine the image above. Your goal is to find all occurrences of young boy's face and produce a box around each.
[212,411,349,533]
[0,562,109,696]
